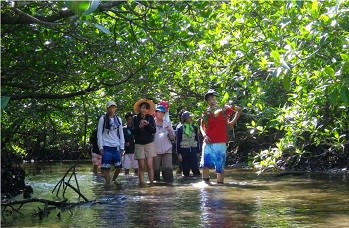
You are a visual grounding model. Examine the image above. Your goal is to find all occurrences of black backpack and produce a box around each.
[97,115,122,136]
[89,129,99,154]
[90,115,122,151]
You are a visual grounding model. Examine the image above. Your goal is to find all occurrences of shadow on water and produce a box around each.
[2,162,349,227]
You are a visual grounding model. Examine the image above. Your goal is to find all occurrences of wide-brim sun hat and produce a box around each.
[133,98,155,115]
[204,89,219,101]
[106,101,117,108]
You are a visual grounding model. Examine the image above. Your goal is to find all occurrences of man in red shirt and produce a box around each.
[200,90,243,184]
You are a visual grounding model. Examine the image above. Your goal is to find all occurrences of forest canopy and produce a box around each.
[1,0,349,171]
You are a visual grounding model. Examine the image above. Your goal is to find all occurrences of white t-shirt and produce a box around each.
[97,116,125,150]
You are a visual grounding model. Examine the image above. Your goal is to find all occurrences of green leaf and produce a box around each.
[94,24,111,35]
[311,0,318,12]
[339,20,349,32]
[324,66,335,78]
[251,120,256,127]
[82,0,99,16]
[1,96,10,110]
[340,85,349,105]
[340,54,349,62]
[270,50,280,62]
[283,75,291,91]
[296,1,304,10]
[259,57,268,69]
[334,131,339,139]
[222,92,230,104]
[330,88,339,105]
[65,1,92,16]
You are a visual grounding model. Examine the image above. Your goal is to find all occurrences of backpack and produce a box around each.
[102,115,121,139]
[90,115,121,147]
[89,129,99,154]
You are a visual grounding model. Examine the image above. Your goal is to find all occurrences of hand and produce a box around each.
[203,135,211,144]
[234,106,242,112]
[165,126,172,132]
[99,149,104,154]
[139,120,149,128]
[125,142,130,147]
[178,154,182,162]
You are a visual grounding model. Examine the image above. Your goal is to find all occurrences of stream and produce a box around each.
[2,161,349,227]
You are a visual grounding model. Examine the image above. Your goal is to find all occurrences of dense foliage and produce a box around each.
[1,0,349,171]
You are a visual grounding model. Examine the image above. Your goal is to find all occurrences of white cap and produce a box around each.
[106,101,117,108]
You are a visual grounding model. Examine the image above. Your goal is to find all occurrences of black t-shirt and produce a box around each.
[123,126,135,154]
[89,129,101,155]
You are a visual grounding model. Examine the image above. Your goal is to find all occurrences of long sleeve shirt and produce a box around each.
[132,114,156,145]
[154,120,175,154]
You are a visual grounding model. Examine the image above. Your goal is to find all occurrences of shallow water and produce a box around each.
[2,162,349,227]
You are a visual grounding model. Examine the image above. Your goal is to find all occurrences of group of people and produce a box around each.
[90,90,243,185]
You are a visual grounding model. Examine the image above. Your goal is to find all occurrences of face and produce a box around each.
[185,116,192,123]
[126,116,133,126]
[107,105,117,115]
[139,104,149,115]
[206,95,217,107]
[156,111,165,119]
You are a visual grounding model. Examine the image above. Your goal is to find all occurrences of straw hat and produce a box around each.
[133,99,155,115]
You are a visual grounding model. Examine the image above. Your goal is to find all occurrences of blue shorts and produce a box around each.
[101,146,121,169]
[200,143,227,173]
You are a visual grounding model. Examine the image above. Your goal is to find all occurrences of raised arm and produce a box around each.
[227,106,243,129]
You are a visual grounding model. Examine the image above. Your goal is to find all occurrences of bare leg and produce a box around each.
[112,168,121,181]
[125,169,130,175]
[138,159,145,183]
[217,173,224,183]
[102,169,111,184]
[134,168,138,175]
[202,168,210,179]
[93,165,98,174]
[146,157,154,183]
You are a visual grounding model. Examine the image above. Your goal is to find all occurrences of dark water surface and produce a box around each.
[2,162,349,227]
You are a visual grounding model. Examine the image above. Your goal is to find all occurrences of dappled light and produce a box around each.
[1,1,349,226]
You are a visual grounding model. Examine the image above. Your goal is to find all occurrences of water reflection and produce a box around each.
[199,186,231,227]
[2,163,349,227]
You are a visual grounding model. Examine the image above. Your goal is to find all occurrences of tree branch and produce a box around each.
[8,86,100,101]
[1,1,124,25]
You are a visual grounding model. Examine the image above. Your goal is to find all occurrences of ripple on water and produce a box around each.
[3,163,348,228]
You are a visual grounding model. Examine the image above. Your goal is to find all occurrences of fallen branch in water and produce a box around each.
[1,198,93,221]
[52,164,84,200]
[64,182,88,202]
[1,164,90,222]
